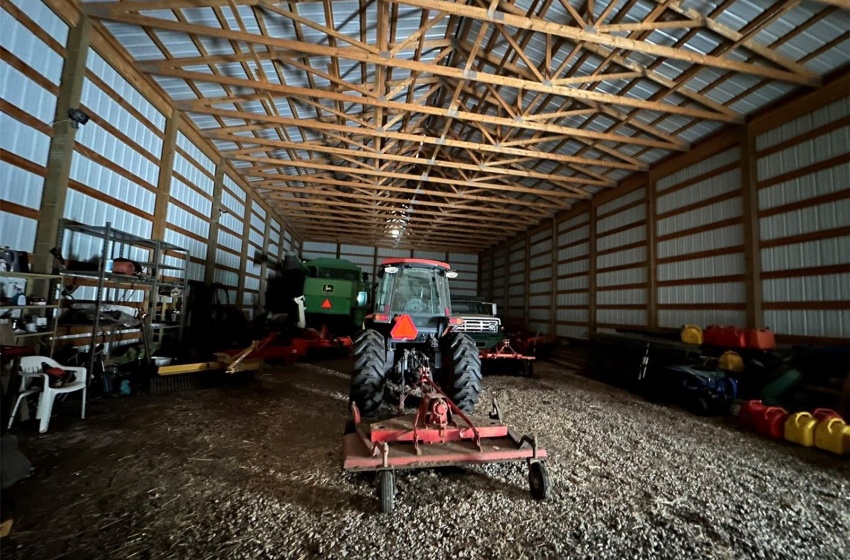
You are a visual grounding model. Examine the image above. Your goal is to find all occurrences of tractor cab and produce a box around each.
[368,259,457,340]
[351,258,481,416]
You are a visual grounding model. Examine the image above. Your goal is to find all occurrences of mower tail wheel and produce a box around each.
[528,461,551,501]
[442,333,483,413]
[350,329,388,416]
[378,470,394,514]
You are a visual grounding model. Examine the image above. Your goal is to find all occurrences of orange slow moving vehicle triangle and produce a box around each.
[390,314,418,340]
[322,298,332,309]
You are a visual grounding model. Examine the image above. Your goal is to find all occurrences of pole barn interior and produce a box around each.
[0,0,848,558]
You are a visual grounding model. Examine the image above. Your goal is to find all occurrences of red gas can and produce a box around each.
[755,406,789,440]
[744,328,776,350]
[704,325,746,349]
[739,400,766,431]
[813,408,842,422]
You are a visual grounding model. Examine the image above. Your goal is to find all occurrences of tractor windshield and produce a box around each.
[377,265,450,315]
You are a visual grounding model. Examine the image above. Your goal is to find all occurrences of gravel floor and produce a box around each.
[2,360,848,560]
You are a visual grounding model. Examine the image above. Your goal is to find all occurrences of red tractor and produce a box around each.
[349,258,483,415]
[345,259,550,513]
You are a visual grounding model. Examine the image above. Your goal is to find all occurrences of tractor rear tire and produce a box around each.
[442,332,483,413]
[350,329,388,417]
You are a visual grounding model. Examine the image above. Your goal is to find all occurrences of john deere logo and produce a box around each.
[322,284,334,294]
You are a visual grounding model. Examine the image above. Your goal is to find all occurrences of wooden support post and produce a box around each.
[588,203,598,334]
[371,245,378,291]
[258,212,272,310]
[152,107,180,241]
[549,218,558,338]
[236,193,254,308]
[740,126,763,328]
[204,158,225,286]
[487,249,495,302]
[523,231,531,331]
[33,14,92,277]
[502,243,509,321]
[646,176,658,329]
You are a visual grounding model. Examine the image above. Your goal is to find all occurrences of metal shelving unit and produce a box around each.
[0,271,62,343]
[52,220,189,373]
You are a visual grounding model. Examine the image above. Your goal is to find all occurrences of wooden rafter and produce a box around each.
[80,0,842,250]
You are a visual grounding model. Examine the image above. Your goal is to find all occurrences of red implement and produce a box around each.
[342,366,550,513]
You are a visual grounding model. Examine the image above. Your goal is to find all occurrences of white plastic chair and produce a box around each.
[8,356,87,433]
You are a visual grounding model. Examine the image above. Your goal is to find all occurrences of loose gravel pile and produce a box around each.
[2,360,848,560]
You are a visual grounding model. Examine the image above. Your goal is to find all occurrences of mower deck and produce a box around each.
[343,415,547,471]
[343,370,550,513]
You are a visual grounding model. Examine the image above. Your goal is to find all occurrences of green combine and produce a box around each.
[265,254,370,335]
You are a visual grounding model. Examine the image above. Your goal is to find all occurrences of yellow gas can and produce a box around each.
[814,417,850,455]
[719,351,745,373]
[784,412,818,447]
[680,325,703,345]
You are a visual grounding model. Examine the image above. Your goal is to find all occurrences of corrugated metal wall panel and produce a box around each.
[597,187,645,215]
[764,310,847,338]
[595,188,648,328]
[655,146,745,329]
[598,309,647,326]
[0,214,38,253]
[449,252,477,264]
[660,310,747,329]
[412,250,445,261]
[757,126,850,182]
[597,225,644,251]
[656,148,739,191]
[558,224,589,246]
[558,212,588,232]
[755,94,850,338]
[377,247,409,259]
[656,167,741,215]
[760,199,850,241]
[758,161,849,211]
[177,133,215,179]
[657,224,744,259]
[762,239,830,279]
[0,1,67,256]
[657,196,743,236]
[164,228,207,262]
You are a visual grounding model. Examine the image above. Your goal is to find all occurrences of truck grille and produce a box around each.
[457,319,500,333]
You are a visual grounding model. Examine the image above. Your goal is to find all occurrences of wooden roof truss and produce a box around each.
[83,0,846,250]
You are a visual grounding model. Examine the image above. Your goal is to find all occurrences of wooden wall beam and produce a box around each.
[646,174,658,329]
[588,202,598,334]
[549,218,558,337]
[33,13,92,277]
[740,127,764,328]
[152,107,179,240]
[258,211,272,310]
[523,230,531,331]
[204,159,225,286]
[236,192,254,308]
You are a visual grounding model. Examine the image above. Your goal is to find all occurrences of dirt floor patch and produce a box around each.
[2,361,848,559]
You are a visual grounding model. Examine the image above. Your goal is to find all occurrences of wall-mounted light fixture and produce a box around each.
[67,108,90,129]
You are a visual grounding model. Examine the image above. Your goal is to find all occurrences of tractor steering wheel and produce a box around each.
[404,298,426,313]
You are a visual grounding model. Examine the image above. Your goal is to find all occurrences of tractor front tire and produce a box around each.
[350,329,388,416]
[442,332,483,413]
